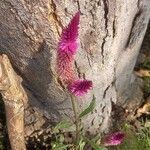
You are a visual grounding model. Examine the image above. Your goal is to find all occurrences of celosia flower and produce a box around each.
[58,11,80,55]
[57,12,80,83]
[103,132,125,146]
[68,80,93,96]
[56,12,93,96]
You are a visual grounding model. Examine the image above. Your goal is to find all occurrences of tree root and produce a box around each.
[0,54,27,150]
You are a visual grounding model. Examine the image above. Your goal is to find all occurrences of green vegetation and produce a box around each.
[50,95,105,150]
[108,123,150,150]
[51,121,150,150]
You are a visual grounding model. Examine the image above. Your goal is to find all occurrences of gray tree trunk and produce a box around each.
[0,0,150,138]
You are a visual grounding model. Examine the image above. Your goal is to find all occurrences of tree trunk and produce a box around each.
[0,0,149,139]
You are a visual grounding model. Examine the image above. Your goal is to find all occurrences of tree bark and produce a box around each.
[0,0,150,139]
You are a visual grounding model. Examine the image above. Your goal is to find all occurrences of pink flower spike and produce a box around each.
[103,132,125,146]
[58,11,80,55]
[68,80,93,96]
[57,50,75,83]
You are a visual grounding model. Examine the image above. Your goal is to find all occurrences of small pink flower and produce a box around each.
[103,132,125,146]
[68,80,92,96]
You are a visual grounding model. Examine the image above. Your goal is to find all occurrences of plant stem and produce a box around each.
[70,95,80,150]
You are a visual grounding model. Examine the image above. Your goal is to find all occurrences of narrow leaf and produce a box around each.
[79,95,96,118]
[79,136,86,150]
[90,142,107,150]
[54,120,72,130]
[52,143,72,150]
[84,137,108,150]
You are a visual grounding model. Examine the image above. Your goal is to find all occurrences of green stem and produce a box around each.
[70,95,80,150]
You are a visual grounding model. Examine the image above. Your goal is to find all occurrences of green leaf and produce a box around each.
[84,137,107,150]
[52,143,72,150]
[79,95,96,118]
[54,120,72,130]
[79,136,86,150]
[84,137,108,150]
[90,143,107,150]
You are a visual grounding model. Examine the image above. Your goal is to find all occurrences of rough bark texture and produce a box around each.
[0,0,150,138]
[0,54,27,150]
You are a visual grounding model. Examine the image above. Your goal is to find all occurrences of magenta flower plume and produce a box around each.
[103,132,125,146]
[56,12,93,96]
[68,80,93,96]
[57,12,80,83]
[58,11,80,55]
